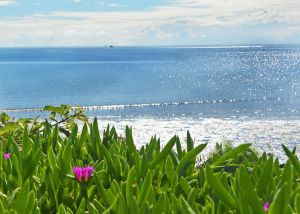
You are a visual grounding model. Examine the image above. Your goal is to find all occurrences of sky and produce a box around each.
[0,0,300,46]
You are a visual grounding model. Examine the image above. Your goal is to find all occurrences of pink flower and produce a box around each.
[73,166,94,182]
[73,166,83,182]
[263,202,269,212]
[4,153,10,160]
[82,166,94,182]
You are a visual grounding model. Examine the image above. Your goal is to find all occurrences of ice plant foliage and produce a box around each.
[73,166,94,182]
[0,107,300,213]
[4,153,10,160]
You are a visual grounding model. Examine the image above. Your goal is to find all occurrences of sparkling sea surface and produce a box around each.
[1,45,300,160]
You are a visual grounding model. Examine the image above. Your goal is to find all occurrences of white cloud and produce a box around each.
[98,2,122,7]
[107,3,119,7]
[0,0,300,46]
[0,0,17,6]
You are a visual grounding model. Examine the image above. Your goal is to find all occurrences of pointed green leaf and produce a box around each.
[99,144,115,172]
[152,194,166,213]
[126,166,136,212]
[48,146,57,171]
[256,156,273,198]
[79,123,88,147]
[126,126,136,156]
[88,202,98,214]
[282,145,300,176]
[269,183,288,214]
[25,191,35,213]
[76,198,86,214]
[165,156,174,181]
[176,143,207,176]
[138,171,152,208]
[0,200,5,213]
[117,193,127,214]
[93,118,101,144]
[13,180,30,213]
[295,194,300,214]
[180,177,192,196]
[93,199,106,213]
[180,196,196,214]
[238,165,264,214]
[69,124,78,142]
[186,131,194,152]
[149,136,177,168]
[58,204,67,214]
[212,144,251,167]
[95,173,110,207]
[61,141,72,174]
[206,166,236,209]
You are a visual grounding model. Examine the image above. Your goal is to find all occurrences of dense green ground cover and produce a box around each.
[0,105,300,213]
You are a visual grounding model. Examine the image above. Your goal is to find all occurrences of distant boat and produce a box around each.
[109,45,114,48]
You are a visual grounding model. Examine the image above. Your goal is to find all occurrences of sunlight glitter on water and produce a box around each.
[95,117,300,162]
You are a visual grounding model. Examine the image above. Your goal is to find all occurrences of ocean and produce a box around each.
[1,45,300,160]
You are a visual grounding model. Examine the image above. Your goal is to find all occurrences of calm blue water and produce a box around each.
[0,45,300,119]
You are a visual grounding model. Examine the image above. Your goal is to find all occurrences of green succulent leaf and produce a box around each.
[206,166,236,210]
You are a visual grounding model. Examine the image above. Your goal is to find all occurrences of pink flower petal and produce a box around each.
[82,166,94,181]
[73,165,94,182]
[263,202,269,212]
[4,153,10,160]
[73,166,83,182]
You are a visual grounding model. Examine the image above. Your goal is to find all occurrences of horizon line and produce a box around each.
[0,43,300,48]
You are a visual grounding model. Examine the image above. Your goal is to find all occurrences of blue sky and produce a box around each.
[0,1,170,16]
[0,0,299,46]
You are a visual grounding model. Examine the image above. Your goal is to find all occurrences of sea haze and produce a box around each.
[0,45,300,157]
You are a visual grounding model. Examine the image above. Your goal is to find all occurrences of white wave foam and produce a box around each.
[82,103,169,111]
[1,96,298,113]
[80,96,298,111]
[1,107,43,112]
